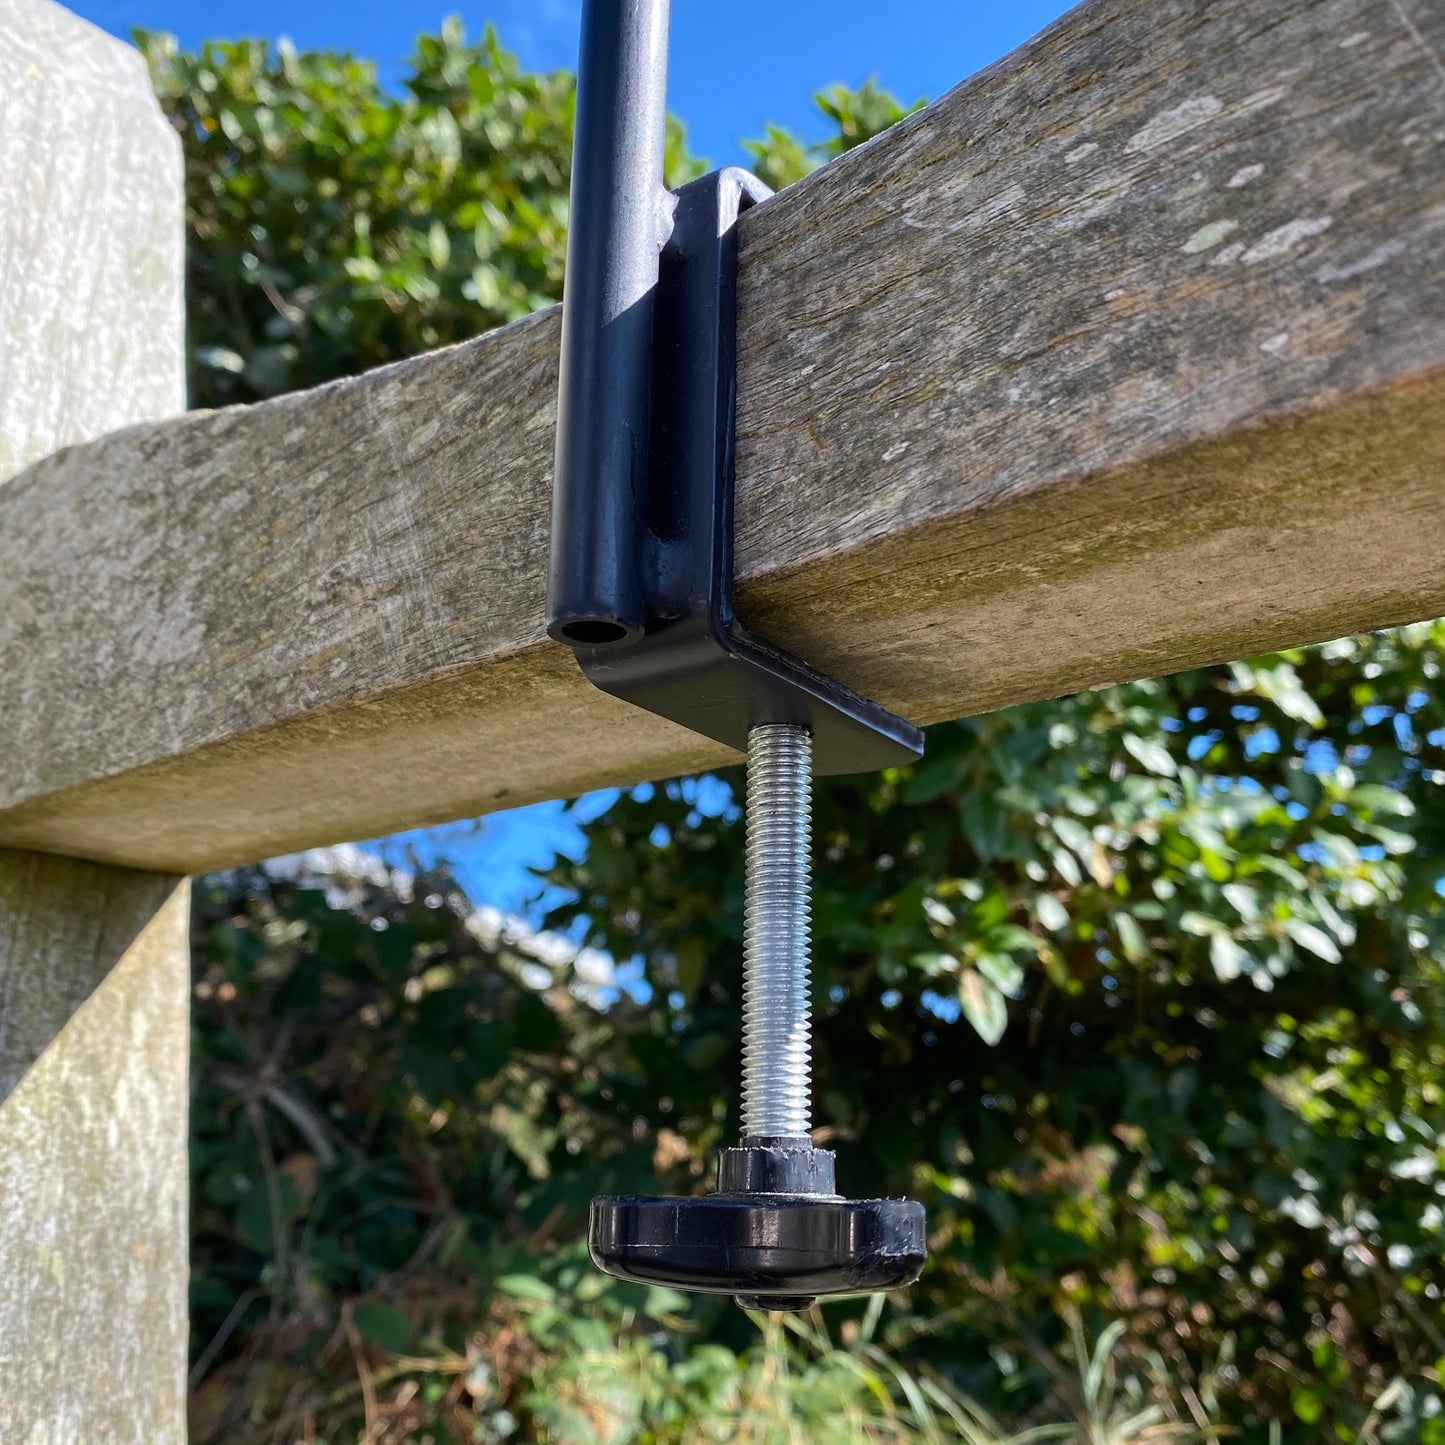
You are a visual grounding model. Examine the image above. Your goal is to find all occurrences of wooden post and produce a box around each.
[0,3,189,1440]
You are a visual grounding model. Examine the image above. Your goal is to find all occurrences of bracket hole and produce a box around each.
[558,619,632,646]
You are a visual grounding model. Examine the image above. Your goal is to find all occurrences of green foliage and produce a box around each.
[188,859,1209,1442]
[186,855,720,1439]
[141,20,698,409]
[745,79,925,190]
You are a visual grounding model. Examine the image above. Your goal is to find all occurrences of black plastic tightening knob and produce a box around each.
[588,1139,926,1312]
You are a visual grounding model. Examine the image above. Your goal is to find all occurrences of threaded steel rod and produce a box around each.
[740,723,813,1139]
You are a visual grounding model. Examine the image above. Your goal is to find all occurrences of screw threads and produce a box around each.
[740,723,813,1140]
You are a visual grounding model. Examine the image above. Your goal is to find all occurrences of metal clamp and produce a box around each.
[546,0,922,776]
[548,0,929,1311]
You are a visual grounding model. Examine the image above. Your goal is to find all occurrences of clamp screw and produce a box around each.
[741,723,814,1140]
[586,721,926,1308]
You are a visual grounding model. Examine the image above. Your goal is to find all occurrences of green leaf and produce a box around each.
[1222,882,1260,922]
[1179,910,1223,937]
[1210,932,1249,982]
[976,952,1024,995]
[427,217,450,269]
[1123,733,1176,777]
[352,1303,410,1354]
[922,897,956,928]
[260,161,308,196]
[233,1173,303,1254]
[234,1188,276,1254]
[1051,845,1083,887]
[900,753,959,803]
[1364,823,1417,856]
[1349,784,1415,818]
[959,969,1008,1045]
[195,345,245,374]
[1114,912,1148,963]
[495,1274,556,1303]
[1248,661,1326,727]
[910,952,959,978]
[342,255,383,283]
[1035,893,1068,933]
[643,1286,688,1316]
[960,792,1009,863]
[1284,918,1342,963]
[982,924,1036,955]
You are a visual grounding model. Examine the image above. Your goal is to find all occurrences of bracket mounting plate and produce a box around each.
[554,168,923,777]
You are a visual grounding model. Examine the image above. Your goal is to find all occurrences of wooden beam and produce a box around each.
[2,0,1442,874]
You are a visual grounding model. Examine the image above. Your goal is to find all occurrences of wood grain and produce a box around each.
[1,0,1442,873]
[0,5,188,1439]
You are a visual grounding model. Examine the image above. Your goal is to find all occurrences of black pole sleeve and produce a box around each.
[547,0,672,647]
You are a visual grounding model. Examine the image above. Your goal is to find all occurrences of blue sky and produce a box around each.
[73,0,1073,915]
[74,0,1071,168]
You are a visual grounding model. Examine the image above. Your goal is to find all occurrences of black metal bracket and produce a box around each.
[546,2,922,777]
[550,0,928,1312]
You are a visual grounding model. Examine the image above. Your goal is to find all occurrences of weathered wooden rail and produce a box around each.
[0,0,1442,1433]
[3,0,1443,874]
